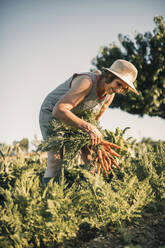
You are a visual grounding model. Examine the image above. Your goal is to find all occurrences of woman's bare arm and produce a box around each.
[52,75,102,145]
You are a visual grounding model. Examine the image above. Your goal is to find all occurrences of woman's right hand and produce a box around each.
[87,124,103,146]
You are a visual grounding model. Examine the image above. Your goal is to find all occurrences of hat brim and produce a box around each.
[103,67,139,95]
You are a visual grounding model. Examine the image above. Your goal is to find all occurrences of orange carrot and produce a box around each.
[104,145,120,157]
[102,156,110,177]
[101,149,114,174]
[101,140,122,150]
[105,155,114,175]
[111,157,120,169]
[97,149,104,165]
[90,142,121,176]
[98,149,111,176]
[102,153,109,172]
[105,149,120,170]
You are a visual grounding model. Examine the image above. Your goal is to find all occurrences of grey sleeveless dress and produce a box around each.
[39,72,110,140]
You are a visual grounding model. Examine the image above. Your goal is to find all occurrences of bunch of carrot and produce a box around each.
[91,140,122,176]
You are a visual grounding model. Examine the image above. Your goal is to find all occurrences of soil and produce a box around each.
[61,207,165,248]
[79,213,165,248]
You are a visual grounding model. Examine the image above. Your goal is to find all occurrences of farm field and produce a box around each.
[0,129,165,248]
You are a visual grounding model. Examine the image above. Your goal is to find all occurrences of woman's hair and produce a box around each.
[102,70,118,83]
[93,69,101,75]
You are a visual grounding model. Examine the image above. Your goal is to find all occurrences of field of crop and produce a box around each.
[0,128,165,248]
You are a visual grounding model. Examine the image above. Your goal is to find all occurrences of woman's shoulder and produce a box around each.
[70,72,96,88]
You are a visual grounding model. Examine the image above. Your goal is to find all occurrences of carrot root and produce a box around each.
[101,140,122,150]
[90,139,121,176]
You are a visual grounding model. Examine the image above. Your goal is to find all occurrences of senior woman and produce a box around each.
[39,59,138,184]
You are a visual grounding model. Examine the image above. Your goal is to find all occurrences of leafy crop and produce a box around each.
[0,128,165,248]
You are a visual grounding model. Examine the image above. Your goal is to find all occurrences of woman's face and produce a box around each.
[105,78,129,95]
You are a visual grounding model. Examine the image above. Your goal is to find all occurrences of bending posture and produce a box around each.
[39,59,138,184]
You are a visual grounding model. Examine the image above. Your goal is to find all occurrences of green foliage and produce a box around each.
[13,138,29,152]
[37,110,104,164]
[0,130,165,247]
[92,16,165,119]
[38,119,90,161]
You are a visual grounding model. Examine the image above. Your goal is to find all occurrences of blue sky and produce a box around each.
[1,0,165,145]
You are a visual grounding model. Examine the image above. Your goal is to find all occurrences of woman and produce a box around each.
[39,59,138,184]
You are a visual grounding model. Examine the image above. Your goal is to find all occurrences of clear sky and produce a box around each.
[1,0,165,145]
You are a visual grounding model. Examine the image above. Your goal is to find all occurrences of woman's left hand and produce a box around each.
[86,123,103,146]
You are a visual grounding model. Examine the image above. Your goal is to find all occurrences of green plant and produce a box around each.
[0,129,165,247]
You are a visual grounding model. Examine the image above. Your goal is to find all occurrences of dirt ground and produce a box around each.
[78,212,165,248]
[60,204,165,248]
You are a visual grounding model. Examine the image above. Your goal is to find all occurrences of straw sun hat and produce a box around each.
[103,59,138,94]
